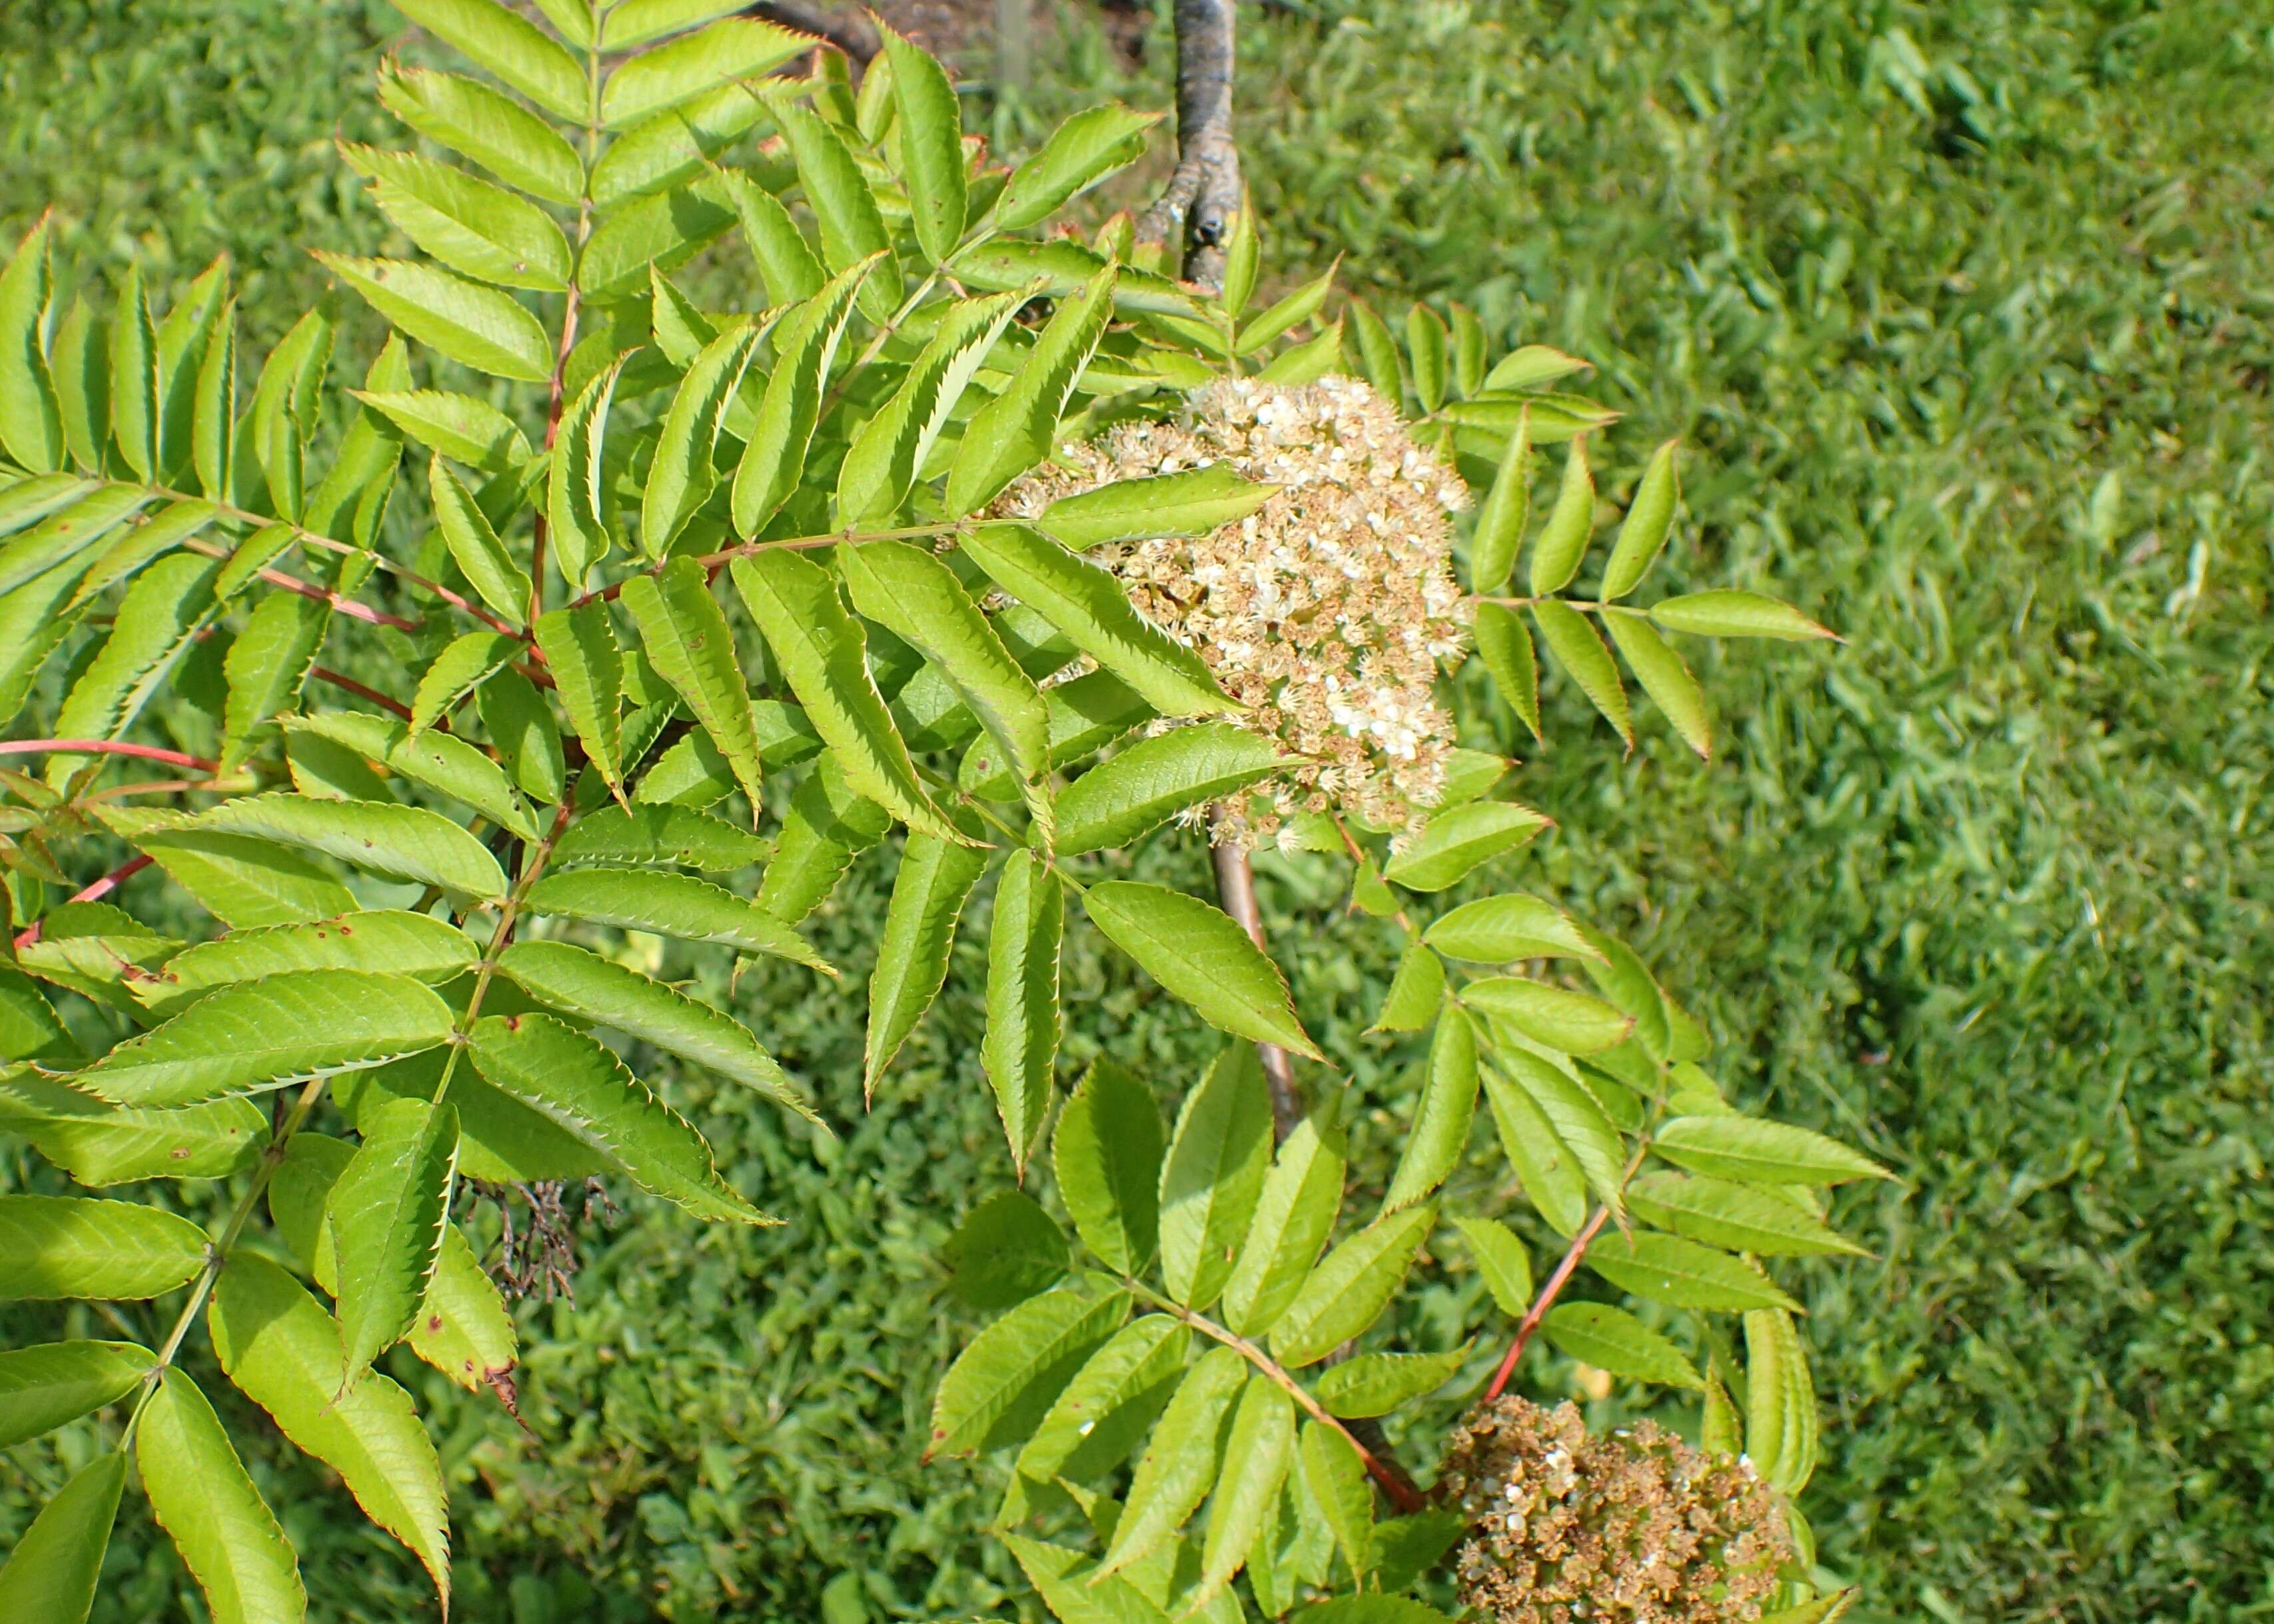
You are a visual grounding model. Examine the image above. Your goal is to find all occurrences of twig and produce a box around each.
[1137,0,1243,291]
[308,665,416,725]
[13,854,156,949]
[1210,816,1302,1139]
[0,740,217,771]
[1483,1204,1610,1402]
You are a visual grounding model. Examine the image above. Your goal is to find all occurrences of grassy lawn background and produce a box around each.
[5,1,2273,1619]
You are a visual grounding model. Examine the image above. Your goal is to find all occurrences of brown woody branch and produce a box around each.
[1139,0,1243,291]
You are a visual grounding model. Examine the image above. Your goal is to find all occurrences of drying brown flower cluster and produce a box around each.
[997,374,1471,845]
[1438,1396,1790,1624]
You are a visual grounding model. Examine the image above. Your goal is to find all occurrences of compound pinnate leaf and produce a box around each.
[1299,1419,1374,1578]
[928,1282,1129,1457]
[499,938,816,1119]
[1649,589,1838,641]
[137,1370,307,1624]
[354,388,530,472]
[983,850,1063,1172]
[1381,800,1549,892]
[340,143,572,292]
[1082,881,1321,1060]
[207,1255,450,1607]
[468,1013,770,1224]
[1370,939,1446,1034]
[1600,438,1681,599]
[1159,1042,1273,1311]
[547,357,624,587]
[1478,1062,1586,1236]
[0,1448,127,1624]
[79,970,457,1107]
[1051,1058,1163,1276]
[1097,1342,1246,1578]
[619,556,766,811]
[408,629,520,735]
[0,1341,153,1449]
[734,549,961,841]
[0,1076,264,1186]
[1269,1203,1434,1368]
[1542,1302,1702,1390]
[836,290,1023,524]
[865,829,989,1097]
[1652,1115,1891,1186]
[289,708,536,841]
[1052,722,1285,856]
[330,1096,459,1386]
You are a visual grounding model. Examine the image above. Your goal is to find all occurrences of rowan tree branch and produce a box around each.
[1211,817,1303,1140]
[1139,0,1243,291]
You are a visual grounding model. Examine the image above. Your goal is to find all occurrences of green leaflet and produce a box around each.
[1196,1376,1297,1603]
[1239,266,1339,356]
[1313,1348,1468,1418]
[535,602,626,799]
[1381,800,1549,892]
[713,166,826,306]
[1625,1170,1865,1256]
[1648,589,1837,641]
[107,264,160,478]
[927,1282,1130,1457]
[0,1076,264,1185]
[1744,1308,1818,1494]
[945,265,1117,516]
[1542,1302,1702,1390]
[1017,1314,1189,1483]
[286,709,536,838]
[578,178,740,298]
[0,217,64,474]
[221,593,330,772]
[0,1195,208,1300]
[1450,1214,1534,1315]
[1478,1059,1588,1236]
[468,1013,770,1223]
[1600,438,1682,599]
[1589,1230,1799,1312]
[93,807,358,929]
[478,665,565,803]
[1650,1114,1890,1186]
[879,23,966,264]
[754,750,891,923]
[864,828,988,1097]
[994,103,1157,228]
[133,909,480,1016]
[523,867,830,972]
[983,850,1063,1173]
[619,556,766,811]
[1081,881,1321,1060]
[1528,435,1595,595]
[330,1096,460,1385]
[1035,464,1277,551]
[47,553,221,781]
[1221,1111,1347,1338]
[207,1255,450,1607]
[1159,1043,1274,1312]
[1298,1419,1374,1579]
[1424,895,1598,965]
[191,298,237,498]
[1532,599,1633,745]
[0,1448,127,1624]
[835,290,1024,526]
[1269,1203,1437,1368]
[1053,723,1285,856]
[1370,939,1446,1034]
[315,254,552,381]
[642,320,762,556]
[136,1370,306,1624]
[547,356,624,587]
[391,0,586,120]
[77,970,457,1108]
[1490,1048,1626,1211]
[729,256,871,536]
[0,484,151,600]
[498,938,816,1120]
[600,16,808,127]
[1052,1058,1164,1276]
[959,669,1152,801]
[770,95,901,319]
[602,0,749,51]
[1383,1005,1480,1210]
[1097,1343,1247,1577]
[550,802,769,871]
[408,629,521,735]
[354,387,531,472]
[840,539,1049,824]
[196,792,508,901]
[1405,304,1448,410]
[958,524,1234,718]
[1466,406,1531,593]
[428,456,530,619]
[939,1190,1068,1309]
[1604,610,1714,759]
[340,143,572,292]
[732,550,961,841]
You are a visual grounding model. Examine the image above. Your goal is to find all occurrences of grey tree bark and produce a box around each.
[1139,0,1243,294]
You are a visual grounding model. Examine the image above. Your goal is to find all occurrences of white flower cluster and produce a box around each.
[1000,374,1472,846]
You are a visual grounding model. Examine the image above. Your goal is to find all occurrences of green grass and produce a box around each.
[7,1,2274,1619]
